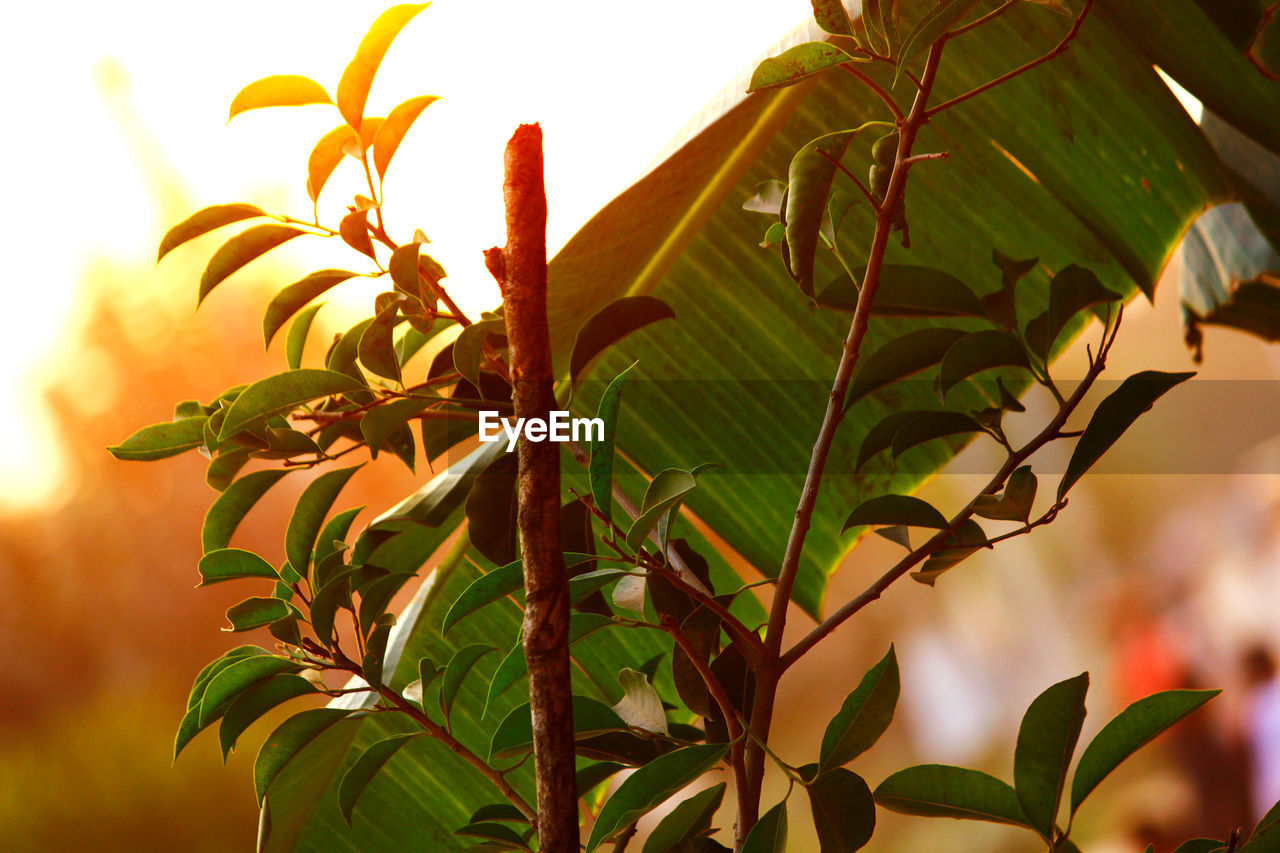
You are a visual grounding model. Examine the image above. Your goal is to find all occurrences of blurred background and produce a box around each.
[3,1,1278,850]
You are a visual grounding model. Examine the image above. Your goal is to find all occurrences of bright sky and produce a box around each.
[1,0,813,507]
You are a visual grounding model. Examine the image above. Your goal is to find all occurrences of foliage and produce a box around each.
[112,1,1280,851]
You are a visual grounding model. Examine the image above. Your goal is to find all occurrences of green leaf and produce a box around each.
[284,464,363,576]
[224,597,293,632]
[843,496,948,534]
[810,0,855,36]
[845,328,967,408]
[785,129,860,297]
[1058,371,1196,499]
[175,646,268,759]
[157,203,265,262]
[453,821,531,849]
[108,417,207,461]
[938,330,1030,398]
[820,646,899,769]
[586,744,729,851]
[361,399,431,458]
[254,708,352,804]
[357,573,414,636]
[389,241,427,299]
[749,42,860,92]
[440,644,495,725]
[642,783,727,853]
[1174,841,1230,853]
[874,764,1031,826]
[485,614,613,712]
[570,296,675,386]
[890,411,985,462]
[311,567,359,645]
[807,768,876,852]
[741,800,788,853]
[219,673,316,760]
[336,4,429,130]
[1070,688,1219,814]
[202,469,291,553]
[626,468,698,552]
[863,265,987,317]
[590,362,636,524]
[452,318,505,389]
[228,74,332,120]
[338,733,419,825]
[1024,264,1120,358]
[359,297,404,381]
[263,270,359,348]
[373,95,440,179]
[362,614,396,687]
[220,369,366,440]
[198,548,280,586]
[465,454,519,566]
[285,303,324,371]
[490,695,630,761]
[198,224,306,305]
[200,655,300,728]
[1014,672,1090,841]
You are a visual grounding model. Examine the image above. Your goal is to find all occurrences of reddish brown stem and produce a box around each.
[498,123,578,852]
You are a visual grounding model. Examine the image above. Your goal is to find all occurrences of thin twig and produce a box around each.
[927,0,1094,117]
[816,148,880,212]
[948,0,1019,38]
[839,64,906,122]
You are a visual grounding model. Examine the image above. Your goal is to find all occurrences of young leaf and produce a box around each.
[440,644,495,725]
[820,646,900,769]
[749,42,861,92]
[843,496,948,534]
[1058,371,1195,499]
[202,469,291,553]
[108,417,207,461]
[569,296,675,386]
[306,124,359,202]
[336,4,430,130]
[157,204,266,262]
[626,468,698,552]
[253,708,352,803]
[453,317,505,388]
[586,744,729,851]
[845,328,967,409]
[490,696,630,761]
[198,225,306,305]
[262,270,359,348]
[938,330,1031,398]
[1070,688,1220,814]
[228,74,332,120]
[223,597,293,632]
[973,466,1037,522]
[741,800,789,853]
[587,362,638,526]
[358,297,404,382]
[642,783,727,853]
[874,764,1031,826]
[785,129,859,297]
[810,0,855,36]
[807,768,876,852]
[284,463,363,575]
[612,668,669,736]
[337,732,419,825]
[219,369,365,440]
[218,673,316,760]
[339,210,376,260]
[1024,264,1120,358]
[1014,672,1090,842]
[373,94,440,178]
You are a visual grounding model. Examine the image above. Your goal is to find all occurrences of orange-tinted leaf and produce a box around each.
[339,211,376,260]
[199,225,306,305]
[263,270,360,347]
[307,125,359,204]
[358,116,384,152]
[373,95,440,179]
[228,74,332,121]
[158,203,265,262]
[336,4,430,130]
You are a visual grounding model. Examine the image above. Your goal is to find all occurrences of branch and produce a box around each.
[839,64,906,123]
[780,312,1119,668]
[948,0,1018,38]
[499,123,578,850]
[927,0,1094,117]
